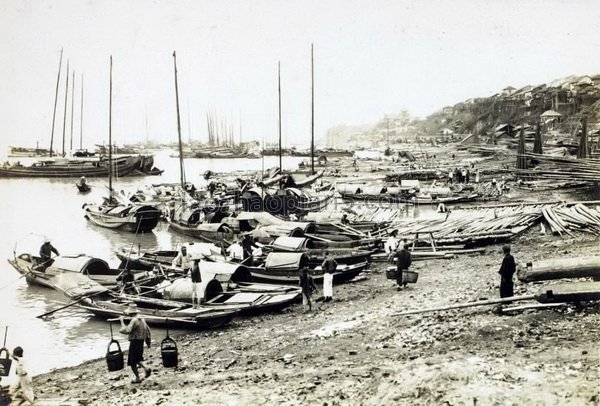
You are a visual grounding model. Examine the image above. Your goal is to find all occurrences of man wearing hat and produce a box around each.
[39,238,60,272]
[119,304,152,384]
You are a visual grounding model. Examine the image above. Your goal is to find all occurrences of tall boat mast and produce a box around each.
[69,70,75,154]
[49,49,63,157]
[79,74,84,149]
[173,51,185,190]
[311,44,315,175]
[108,56,113,203]
[278,61,282,172]
[61,60,70,157]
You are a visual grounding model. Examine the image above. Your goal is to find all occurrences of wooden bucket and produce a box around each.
[161,336,178,368]
[0,348,12,377]
[106,339,124,372]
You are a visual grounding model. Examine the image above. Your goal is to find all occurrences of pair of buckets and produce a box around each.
[105,321,179,371]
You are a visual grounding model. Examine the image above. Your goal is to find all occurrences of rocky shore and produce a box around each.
[31,229,600,406]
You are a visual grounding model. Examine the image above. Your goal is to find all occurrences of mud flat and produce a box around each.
[31,230,600,406]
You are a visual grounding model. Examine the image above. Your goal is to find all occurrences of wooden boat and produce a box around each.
[248,252,368,284]
[8,146,52,157]
[83,193,162,232]
[7,253,155,289]
[76,178,91,193]
[161,261,301,314]
[82,58,162,233]
[0,155,138,178]
[48,272,237,329]
[116,242,224,271]
[264,236,375,266]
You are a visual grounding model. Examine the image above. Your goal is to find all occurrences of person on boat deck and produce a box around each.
[340,213,350,225]
[393,244,412,291]
[9,346,34,405]
[190,258,202,308]
[172,246,194,276]
[384,230,400,255]
[79,176,87,186]
[39,238,59,271]
[299,267,317,312]
[118,268,140,295]
[437,202,447,213]
[241,235,258,264]
[498,244,516,300]
[226,239,244,261]
[119,304,152,384]
[321,255,337,302]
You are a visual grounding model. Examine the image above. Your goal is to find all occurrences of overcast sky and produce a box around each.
[1,0,599,152]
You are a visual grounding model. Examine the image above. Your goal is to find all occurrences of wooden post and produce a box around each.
[311,44,315,175]
[278,61,282,173]
[173,51,185,190]
[79,74,84,149]
[108,56,113,203]
[61,59,70,157]
[69,70,75,154]
[49,49,63,157]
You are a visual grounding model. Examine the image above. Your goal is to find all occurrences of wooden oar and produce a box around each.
[36,290,104,319]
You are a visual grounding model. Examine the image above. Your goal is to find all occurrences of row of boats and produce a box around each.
[8,229,374,328]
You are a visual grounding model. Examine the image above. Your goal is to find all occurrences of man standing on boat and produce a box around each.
[190,258,202,308]
[172,246,194,276]
[119,304,152,384]
[39,238,59,272]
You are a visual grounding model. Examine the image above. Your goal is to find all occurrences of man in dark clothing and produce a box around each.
[499,245,516,299]
[190,259,202,308]
[299,267,317,312]
[39,239,59,271]
[241,235,257,265]
[394,244,412,290]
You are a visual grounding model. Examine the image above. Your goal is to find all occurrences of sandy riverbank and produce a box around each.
[30,229,600,406]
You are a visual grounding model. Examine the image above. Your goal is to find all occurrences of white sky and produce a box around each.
[1,0,599,151]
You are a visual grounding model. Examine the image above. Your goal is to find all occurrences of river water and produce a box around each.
[0,150,304,378]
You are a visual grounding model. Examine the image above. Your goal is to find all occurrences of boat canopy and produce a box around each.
[265,252,309,270]
[199,260,252,283]
[195,223,233,233]
[272,236,317,251]
[49,255,111,276]
[50,272,108,299]
[236,212,316,233]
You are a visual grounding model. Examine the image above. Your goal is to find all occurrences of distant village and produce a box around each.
[325,74,600,153]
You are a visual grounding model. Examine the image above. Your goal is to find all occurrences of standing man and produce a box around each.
[39,238,60,271]
[119,304,151,384]
[172,246,194,276]
[393,244,412,290]
[190,258,202,308]
[299,267,317,312]
[321,255,337,302]
[498,245,516,299]
[384,230,400,255]
[9,346,34,405]
[241,235,258,265]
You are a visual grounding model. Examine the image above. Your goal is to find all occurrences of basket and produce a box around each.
[402,270,419,284]
[385,267,398,280]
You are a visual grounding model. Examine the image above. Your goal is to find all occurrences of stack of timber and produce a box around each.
[541,204,600,236]
[514,152,600,183]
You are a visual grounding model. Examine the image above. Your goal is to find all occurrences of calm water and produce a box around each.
[0,150,304,378]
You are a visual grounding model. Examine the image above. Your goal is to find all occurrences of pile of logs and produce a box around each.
[541,204,600,236]
[514,152,600,182]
